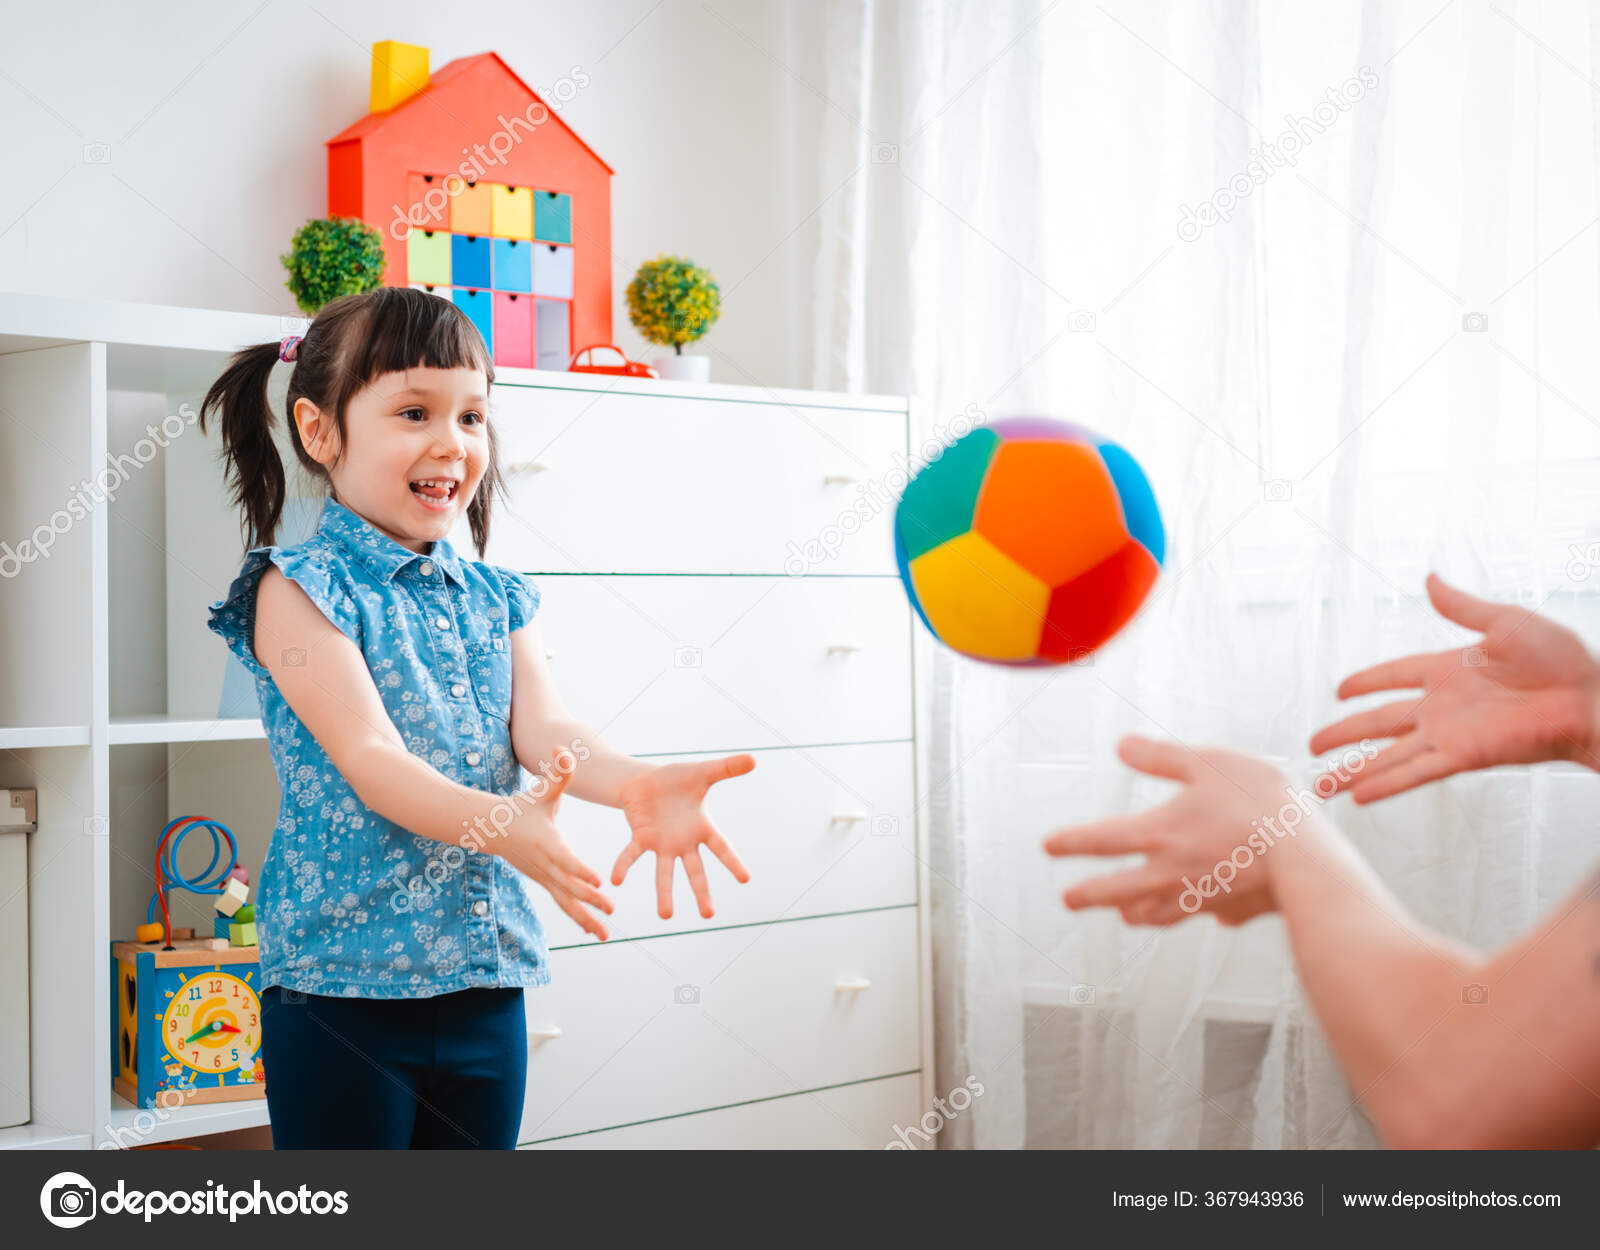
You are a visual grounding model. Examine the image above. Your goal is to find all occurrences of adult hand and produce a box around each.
[1309,574,1600,803]
[1043,737,1328,926]
[614,755,756,919]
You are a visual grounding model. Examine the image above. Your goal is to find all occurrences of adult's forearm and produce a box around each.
[1266,819,1479,1145]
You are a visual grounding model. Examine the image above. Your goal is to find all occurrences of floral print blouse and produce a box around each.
[207,497,551,998]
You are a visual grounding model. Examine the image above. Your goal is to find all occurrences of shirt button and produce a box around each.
[451,682,467,698]
[472,900,488,917]
[420,560,434,576]
[435,615,450,630]
[466,751,482,766]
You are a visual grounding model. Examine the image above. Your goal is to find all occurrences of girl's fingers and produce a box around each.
[1043,805,1168,857]
[560,873,614,914]
[703,753,757,786]
[656,852,675,919]
[554,892,609,942]
[1116,735,1199,782]
[1308,698,1421,754]
[1063,865,1172,911]
[703,826,751,883]
[1426,572,1498,632]
[682,847,714,919]
[545,836,600,889]
[1346,748,1458,805]
[540,756,575,807]
[611,839,644,886]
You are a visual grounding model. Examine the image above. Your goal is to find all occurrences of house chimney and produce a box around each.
[370,41,429,113]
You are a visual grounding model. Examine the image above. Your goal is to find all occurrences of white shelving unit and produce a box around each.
[0,292,934,1150]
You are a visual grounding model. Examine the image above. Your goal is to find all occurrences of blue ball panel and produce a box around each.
[1096,441,1165,565]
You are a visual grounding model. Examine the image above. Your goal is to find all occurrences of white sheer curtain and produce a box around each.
[805,0,1600,1147]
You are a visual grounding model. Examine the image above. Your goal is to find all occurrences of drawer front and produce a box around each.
[519,907,920,1142]
[521,1072,923,1149]
[541,742,917,947]
[532,576,911,754]
[476,385,906,574]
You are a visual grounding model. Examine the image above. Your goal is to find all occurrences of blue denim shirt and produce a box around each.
[207,497,551,998]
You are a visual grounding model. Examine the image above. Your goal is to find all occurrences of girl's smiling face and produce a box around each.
[294,366,490,553]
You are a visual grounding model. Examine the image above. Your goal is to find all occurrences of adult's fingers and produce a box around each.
[1121,896,1189,927]
[1335,654,1434,699]
[1426,572,1499,633]
[1313,732,1427,796]
[1043,804,1171,857]
[700,753,756,787]
[1346,748,1458,804]
[1308,698,1421,754]
[1063,865,1172,910]
[1117,735,1198,782]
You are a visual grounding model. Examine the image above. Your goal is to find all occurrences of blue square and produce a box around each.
[451,234,492,289]
[492,239,532,292]
[453,288,494,355]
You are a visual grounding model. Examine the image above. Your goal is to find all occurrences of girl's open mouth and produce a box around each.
[409,478,459,510]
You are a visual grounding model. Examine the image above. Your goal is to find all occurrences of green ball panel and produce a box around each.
[895,426,1001,562]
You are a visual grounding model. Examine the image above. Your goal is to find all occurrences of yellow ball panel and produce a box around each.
[909,531,1050,660]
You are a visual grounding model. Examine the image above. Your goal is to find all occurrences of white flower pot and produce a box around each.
[653,354,710,383]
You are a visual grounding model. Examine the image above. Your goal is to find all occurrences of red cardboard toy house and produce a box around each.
[327,42,613,370]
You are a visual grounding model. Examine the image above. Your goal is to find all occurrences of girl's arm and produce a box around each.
[507,621,756,919]
[504,620,657,806]
[255,568,613,938]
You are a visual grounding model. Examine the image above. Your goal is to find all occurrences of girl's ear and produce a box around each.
[293,396,339,466]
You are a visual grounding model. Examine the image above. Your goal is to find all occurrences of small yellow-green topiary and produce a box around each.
[626,255,721,354]
[280,217,387,315]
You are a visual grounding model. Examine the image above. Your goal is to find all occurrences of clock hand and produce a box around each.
[184,1020,236,1044]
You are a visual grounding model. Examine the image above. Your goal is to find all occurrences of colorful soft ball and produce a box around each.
[894,417,1164,665]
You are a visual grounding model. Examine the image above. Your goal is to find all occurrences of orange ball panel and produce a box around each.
[972,441,1129,586]
[909,531,1051,661]
[1038,540,1160,661]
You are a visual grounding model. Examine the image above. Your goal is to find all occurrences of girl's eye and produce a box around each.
[400,407,427,422]
[460,411,485,426]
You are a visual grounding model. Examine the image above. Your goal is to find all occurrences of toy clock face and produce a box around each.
[161,971,261,1074]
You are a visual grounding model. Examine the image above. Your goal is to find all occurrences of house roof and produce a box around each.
[325,51,614,175]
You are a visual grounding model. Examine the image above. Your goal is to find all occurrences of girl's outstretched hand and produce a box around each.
[1309,573,1600,803]
[499,756,614,941]
[614,755,757,919]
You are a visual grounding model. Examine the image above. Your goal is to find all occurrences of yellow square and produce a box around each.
[370,41,429,113]
[491,185,534,239]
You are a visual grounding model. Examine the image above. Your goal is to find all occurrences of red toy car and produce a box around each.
[566,344,657,378]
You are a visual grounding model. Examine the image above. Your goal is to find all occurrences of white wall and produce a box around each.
[0,0,828,390]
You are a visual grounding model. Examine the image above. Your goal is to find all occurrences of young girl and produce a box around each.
[202,286,755,1149]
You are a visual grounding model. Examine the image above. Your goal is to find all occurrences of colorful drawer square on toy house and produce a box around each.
[399,172,578,370]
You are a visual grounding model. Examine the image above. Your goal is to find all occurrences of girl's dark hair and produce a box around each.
[199,286,503,555]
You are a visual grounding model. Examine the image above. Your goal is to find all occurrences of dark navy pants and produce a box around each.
[260,985,527,1149]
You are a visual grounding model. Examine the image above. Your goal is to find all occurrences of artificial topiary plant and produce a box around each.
[626,255,722,355]
[280,217,387,314]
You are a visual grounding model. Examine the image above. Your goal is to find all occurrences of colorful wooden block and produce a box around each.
[214,915,233,939]
[450,180,494,235]
[215,877,249,917]
[492,238,532,292]
[135,922,164,943]
[534,190,572,244]
[228,921,257,947]
[408,229,452,286]
[451,234,491,289]
[171,927,195,940]
[453,288,494,354]
[493,293,534,368]
[491,184,533,239]
[234,903,254,924]
[532,244,575,299]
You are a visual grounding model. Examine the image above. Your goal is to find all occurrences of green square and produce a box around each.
[534,192,571,244]
[229,921,257,947]
[408,228,452,285]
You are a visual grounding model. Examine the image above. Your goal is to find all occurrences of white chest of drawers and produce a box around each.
[453,373,934,1149]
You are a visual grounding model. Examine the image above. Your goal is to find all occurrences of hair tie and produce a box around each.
[278,334,302,363]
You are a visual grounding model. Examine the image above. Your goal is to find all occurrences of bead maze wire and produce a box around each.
[146,815,238,950]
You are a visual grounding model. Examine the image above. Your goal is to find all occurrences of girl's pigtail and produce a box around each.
[199,342,289,550]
